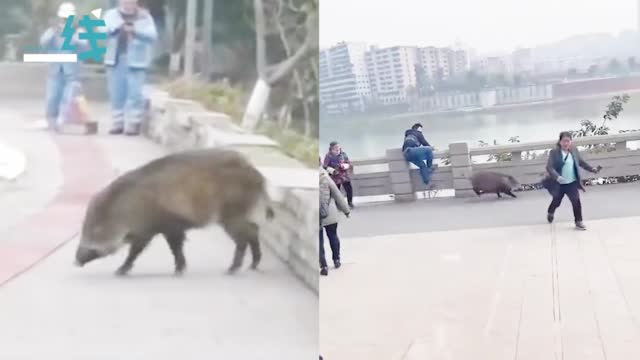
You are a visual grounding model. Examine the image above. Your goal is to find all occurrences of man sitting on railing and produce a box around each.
[402,123,436,187]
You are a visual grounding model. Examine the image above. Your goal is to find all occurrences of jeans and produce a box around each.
[403,146,434,185]
[547,181,583,222]
[319,223,340,268]
[45,69,74,127]
[336,181,354,205]
[107,55,147,130]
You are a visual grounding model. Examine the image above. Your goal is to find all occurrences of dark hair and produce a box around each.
[329,141,339,149]
[558,131,572,141]
[411,123,423,130]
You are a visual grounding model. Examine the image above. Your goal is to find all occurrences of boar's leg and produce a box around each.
[165,231,187,275]
[506,190,517,198]
[222,220,260,274]
[115,233,152,276]
[473,187,481,197]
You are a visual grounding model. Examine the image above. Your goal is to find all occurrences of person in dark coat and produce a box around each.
[545,131,602,230]
[402,123,435,187]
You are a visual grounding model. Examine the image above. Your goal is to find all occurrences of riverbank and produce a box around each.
[390,88,640,120]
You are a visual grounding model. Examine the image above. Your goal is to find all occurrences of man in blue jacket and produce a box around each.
[402,123,435,186]
[103,0,157,136]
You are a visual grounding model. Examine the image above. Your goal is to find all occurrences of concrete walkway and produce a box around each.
[320,215,640,360]
[0,98,317,359]
[342,183,640,238]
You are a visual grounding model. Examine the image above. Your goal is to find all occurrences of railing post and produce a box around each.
[511,151,522,162]
[449,142,474,197]
[386,149,416,202]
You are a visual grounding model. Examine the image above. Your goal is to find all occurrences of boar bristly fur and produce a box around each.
[75,148,275,276]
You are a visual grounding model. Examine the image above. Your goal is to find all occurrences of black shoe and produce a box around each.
[547,213,554,223]
[109,126,124,135]
[320,267,328,276]
[575,221,587,231]
[334,260,341,269]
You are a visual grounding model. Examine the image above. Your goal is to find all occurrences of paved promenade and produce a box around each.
[0,96,316,359]
[321,185,640,359]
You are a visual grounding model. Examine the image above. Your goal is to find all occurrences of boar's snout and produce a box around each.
[75,246,101,267]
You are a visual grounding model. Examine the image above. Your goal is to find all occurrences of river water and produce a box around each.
[320,94,640,159]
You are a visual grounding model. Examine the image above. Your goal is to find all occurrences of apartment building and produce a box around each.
[319,42,371,114]
[365,46,419,105]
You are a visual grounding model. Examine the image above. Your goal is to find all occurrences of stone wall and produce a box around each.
[143,88,319,293]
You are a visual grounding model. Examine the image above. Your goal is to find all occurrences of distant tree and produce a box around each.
[587,64,599,77]
[567,68,578,77]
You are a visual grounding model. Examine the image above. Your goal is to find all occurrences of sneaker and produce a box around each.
[124,124,141,136]
[575,222,587,231]
[109,126,124,135]
[320,267,328,276]
[547,213,554,223]
[333,260,341,269]
[25,119,50,130]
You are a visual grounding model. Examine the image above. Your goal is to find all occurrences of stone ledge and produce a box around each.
[143,88,318,294]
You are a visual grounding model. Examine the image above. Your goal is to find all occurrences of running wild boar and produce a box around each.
[74,148,275,276]
[470,171,519,198]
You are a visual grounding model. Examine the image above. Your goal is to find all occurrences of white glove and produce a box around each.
[556,176,565,183]
[326,167,335,174]
[341,163,350,170]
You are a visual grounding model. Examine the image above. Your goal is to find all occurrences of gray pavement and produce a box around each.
[343,183,640,238]
[0,97,317,359]
[321,215,640,360]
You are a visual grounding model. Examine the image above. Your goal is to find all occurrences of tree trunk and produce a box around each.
[241,77,272,130]
[277,103,290,128]
[183,0,198,80]
[202,0,214,80]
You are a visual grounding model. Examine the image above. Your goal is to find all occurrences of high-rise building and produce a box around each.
[417,47,469,81]
[319,42,371,114]
[512,48,534,75]
[365,46,419,105]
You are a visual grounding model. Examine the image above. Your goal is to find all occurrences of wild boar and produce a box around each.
[470,171,519,199]
[74,148,275,276]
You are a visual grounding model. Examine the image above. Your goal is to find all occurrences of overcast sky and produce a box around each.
[320,0,638,54]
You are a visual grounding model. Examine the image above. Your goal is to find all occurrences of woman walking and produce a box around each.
[320,159,351,276]
[323,141,355,208]
[545,131,602,230]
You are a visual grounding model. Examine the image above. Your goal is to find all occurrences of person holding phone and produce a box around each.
[545,131,602,230]
[103,0,157,136]
[323,141,355,208]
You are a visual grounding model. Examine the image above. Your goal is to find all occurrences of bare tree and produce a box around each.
[241,0,318,131]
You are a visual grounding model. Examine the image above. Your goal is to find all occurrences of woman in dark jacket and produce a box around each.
[545,131,601,230]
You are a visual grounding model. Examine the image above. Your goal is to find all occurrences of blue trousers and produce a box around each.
[45,69,75,127]
[107,55,146,130]
[404,146,434,185]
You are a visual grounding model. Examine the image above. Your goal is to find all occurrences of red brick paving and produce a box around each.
[0,135,113,286]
